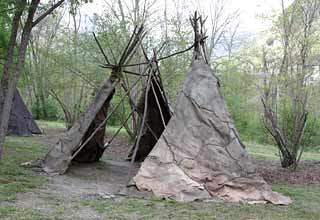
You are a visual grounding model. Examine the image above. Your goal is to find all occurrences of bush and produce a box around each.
[301,117,320,149]
[31,100,60,121]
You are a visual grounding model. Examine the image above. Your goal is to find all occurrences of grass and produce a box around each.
[246,141,320,161]
[0,121,320,219]
[36,120,129,138]
[0,207,43,220]
[106,126,130,139]
[36,120,67,130]
[0,137,47,202]
[78,187,320,220]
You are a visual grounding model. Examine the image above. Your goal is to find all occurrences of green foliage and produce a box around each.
[301,117,320,148]
[217,57,270,144]
[0,1,11,57]
[4,0,320,154]
[107,91,132,127]
[31,99,60,121]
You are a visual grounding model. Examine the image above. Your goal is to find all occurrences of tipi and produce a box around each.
[132,14,292,204]
[128,74,172,162]
[8,89,41,136]
[36,27,147,174]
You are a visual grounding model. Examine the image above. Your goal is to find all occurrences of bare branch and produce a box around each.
[32,0,65,27]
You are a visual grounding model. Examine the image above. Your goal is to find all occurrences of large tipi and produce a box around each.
[132,15,292,204]
[133,58,291,204]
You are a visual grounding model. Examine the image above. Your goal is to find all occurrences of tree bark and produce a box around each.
[0,1,28,159]
[0,0,65,159]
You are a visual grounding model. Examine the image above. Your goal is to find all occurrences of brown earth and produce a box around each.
[255,159,320,186]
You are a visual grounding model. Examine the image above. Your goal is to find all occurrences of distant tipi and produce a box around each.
[8,89,42,136]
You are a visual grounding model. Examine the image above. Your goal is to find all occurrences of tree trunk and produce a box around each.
[0,0,64,159]
[0,1,28,159]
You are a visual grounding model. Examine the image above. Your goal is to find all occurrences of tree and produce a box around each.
[261,0,320,169]
[0,0,91,159]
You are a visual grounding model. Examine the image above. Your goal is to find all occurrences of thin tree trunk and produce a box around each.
[0,0,65,159]
[0,1,27,159]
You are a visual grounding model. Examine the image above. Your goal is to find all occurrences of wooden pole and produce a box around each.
[103,110,135,149]
[71,74,144,160]
[150,76,166,128]
[126,72,152,185]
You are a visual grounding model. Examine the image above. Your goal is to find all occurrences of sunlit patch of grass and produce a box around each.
[37,120,130,139]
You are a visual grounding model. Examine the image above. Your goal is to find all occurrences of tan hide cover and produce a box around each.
[133,60,292,204]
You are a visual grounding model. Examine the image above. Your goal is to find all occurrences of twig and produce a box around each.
[93,32,110,64]
[118,26,138,64]
[32,0,65,27]
[103,110,135,149]
[123,70,148,76]
[158,43,194,62]
[152,51,171,111]
[150,77,166,128]
[120,67,159,141]
[120,44,194,68]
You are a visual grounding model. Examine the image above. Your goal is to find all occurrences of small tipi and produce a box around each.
[8,89,41,136]
[128,74,172,162]
[36,27,146,174]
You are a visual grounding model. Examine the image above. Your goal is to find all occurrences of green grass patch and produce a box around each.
[0,137,47,201]
[36,120,130,139]
[305,145,320,153]
[106,126,130,139]
[0,207,43,220]
[1,128,320,219]
[36,120,67,130]
[79,184,320,220]
[246,142,320,161]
